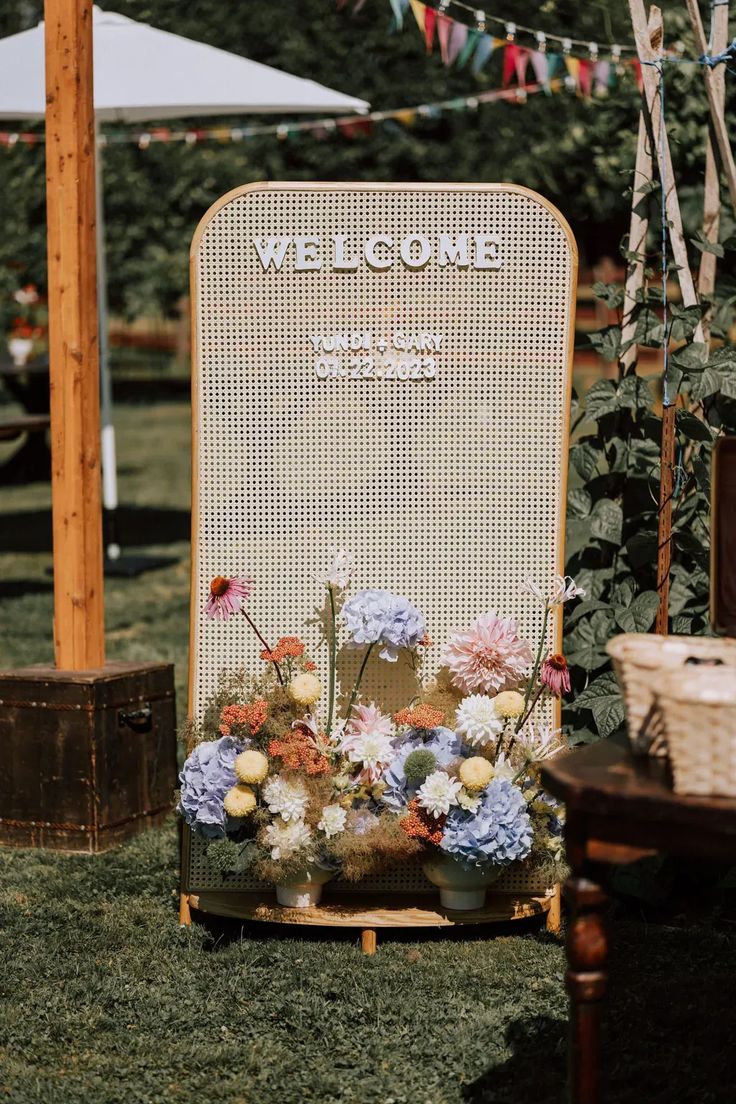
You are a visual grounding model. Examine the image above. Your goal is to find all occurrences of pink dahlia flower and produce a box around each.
[205,575,254,621]
[339,703,395,782]
[540,653,571,697]
[440,612,533,695]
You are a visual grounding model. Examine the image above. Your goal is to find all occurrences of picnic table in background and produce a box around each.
[0,357,50,482]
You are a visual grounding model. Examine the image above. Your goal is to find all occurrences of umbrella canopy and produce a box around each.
[0,6,369,121]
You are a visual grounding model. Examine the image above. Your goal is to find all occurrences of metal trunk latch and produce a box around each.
[118,705,153,733]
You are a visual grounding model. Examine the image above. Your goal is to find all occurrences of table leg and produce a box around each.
[564,874,608,1104]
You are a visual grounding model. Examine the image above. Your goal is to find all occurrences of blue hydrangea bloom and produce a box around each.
[440,778,533,867]
[342,588,426,661]
[178,735,242,839]
[380,727,462,811]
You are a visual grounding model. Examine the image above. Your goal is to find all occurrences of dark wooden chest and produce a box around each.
[0,661,177,852]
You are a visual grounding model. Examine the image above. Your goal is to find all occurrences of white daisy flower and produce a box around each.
[456,789,482,814]
[264,817,312,860]
[455,694,504,747]
[262,776,309,822]
[317,803,347,838]
[417,770,463,818]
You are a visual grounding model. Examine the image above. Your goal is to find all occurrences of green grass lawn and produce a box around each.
[1,401,736,1103]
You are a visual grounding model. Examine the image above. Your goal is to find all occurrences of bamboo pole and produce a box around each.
[621,115,653,373]
[45,0,105,669]
[697,0,729,342]
[685,0,736,215]
[629,1,704,636]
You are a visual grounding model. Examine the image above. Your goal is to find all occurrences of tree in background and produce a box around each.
[0,0,721,317]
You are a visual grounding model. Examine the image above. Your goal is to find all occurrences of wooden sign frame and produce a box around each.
[181,182,577,942]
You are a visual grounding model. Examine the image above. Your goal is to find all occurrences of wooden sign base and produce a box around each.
[0,661,177,852]
[180,887,561,955]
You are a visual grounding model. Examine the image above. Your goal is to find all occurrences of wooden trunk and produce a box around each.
[0,661,176,852]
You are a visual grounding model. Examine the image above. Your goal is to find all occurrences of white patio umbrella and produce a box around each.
[0,6,369,565]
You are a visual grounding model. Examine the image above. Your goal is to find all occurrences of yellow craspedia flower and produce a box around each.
[459,756,494,792]
[494,690,525,719]
[234,749,269,785]
[287,672,322,707]
[223,784,257,818]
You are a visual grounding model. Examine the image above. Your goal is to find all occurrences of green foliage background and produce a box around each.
[2,0,736,744]
[0,0,727,316]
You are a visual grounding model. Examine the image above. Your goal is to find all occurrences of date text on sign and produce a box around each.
[311,331,441,382]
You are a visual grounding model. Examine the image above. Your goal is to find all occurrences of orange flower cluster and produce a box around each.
[304,660,317,671]
[400,800,445,845]
[219,699,268,737]
[393,704,444,730]
[260,635,306,662]
[267,728,330,775]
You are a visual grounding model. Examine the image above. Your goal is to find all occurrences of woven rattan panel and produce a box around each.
[186,831,551,896]
[190,183,576,725]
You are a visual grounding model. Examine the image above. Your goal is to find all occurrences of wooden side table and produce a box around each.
[541,737,736,1104]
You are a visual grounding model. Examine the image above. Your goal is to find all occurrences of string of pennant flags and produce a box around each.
[341,0,639,58]
[0,75,625,152]
[395,0,647,82]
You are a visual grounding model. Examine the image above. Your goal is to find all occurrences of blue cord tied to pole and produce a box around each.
[699,38,736,67]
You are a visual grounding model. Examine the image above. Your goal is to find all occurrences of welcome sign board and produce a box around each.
[189,183,576,721]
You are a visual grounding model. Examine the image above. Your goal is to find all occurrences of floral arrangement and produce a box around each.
[4,284,46,366]
[179,555,581,906]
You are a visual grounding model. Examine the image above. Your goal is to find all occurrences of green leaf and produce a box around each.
[626,528,658,567]
[677,410,713,443]
[565,599,613,626]
[584,379,618,420]
[671,342,709,372]
[590,498,623,544]
[692,455,711,494]
[691,231,724,258]
[574,672,625,738]
[565,620,610,672]
[570,441,600,480]
[617,373,652,411]
[591,282,624,308]
[568,487,592,518]
[634,308,664,347]
[614,590,660,633]
[689,367,721,401]
[589,326,621,363]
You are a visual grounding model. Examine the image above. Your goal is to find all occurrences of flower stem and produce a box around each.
[326,586,337,738]
[518,604,550,732]
[344,643,375,721]
[241,610,284,686]
[512,685,545,747]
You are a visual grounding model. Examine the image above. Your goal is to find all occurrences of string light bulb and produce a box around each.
[611,44,621,63]
[505,21,516,43]
[535,31,547,53]
[588,41,599,61]
[474,9,486,32]
[562,37,572,56]
[438,0,450,12]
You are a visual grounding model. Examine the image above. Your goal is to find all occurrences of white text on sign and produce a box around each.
[253,233,502,272]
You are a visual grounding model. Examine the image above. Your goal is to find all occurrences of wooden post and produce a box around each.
[629,1,704,636]
[361,928,377,955]
[697,0,729,343]
[45,0,105,669]
[685,0,736,215]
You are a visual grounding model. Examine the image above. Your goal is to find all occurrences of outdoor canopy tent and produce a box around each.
[0,5,369,561]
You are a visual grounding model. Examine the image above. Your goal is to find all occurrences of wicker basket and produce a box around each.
[606,633,736,756]
[655,666,736,796]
